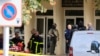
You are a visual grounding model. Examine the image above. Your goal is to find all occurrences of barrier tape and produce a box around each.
[0,50,44,56]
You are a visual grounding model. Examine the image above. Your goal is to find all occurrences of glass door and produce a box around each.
[36,16,53,55]
[76,18,84,26]
[65,17,84,27]
[65,17,75,27]
[96,19,100,30]
[66,19,75,25]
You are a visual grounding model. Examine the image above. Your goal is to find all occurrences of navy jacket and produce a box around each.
[65,29,73,43]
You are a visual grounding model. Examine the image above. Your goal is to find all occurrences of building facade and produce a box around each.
[0,0,100,55]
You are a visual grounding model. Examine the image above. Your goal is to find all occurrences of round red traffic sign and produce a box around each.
[1,3,17,21]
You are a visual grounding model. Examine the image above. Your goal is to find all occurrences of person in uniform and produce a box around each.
[65,24,73,54]
[48,23,59,55]
[27,30,43,54]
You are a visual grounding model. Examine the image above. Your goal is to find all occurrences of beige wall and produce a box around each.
[84,0,95,28]
[24,13,36,50]
[0,27,3,34]
[53,0,65,55]
[41,1,53,9]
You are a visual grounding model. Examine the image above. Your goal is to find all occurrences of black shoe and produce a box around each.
[53,53,56,55]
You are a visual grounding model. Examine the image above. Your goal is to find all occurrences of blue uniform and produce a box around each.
[65,29,73,53]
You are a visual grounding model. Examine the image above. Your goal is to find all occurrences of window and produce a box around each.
[96,19,100,30]
[36,10,53,16]
[62,0,83,7]
[65,10,83,16]
[95,10,100,16]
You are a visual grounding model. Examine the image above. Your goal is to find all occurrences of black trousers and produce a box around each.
[66,41,71,54]
[49,37,57,54]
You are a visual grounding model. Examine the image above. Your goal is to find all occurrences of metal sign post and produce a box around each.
[3,27,9,56]
[0,0,22,56]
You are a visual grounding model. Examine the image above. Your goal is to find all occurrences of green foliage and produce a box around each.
[22,0,50,24]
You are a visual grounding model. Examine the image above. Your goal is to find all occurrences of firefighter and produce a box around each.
[27,31,43,54]
[10,32,25,51]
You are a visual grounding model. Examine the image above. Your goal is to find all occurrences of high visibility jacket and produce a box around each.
[27,35,43,54]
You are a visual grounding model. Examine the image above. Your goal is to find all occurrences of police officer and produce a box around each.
[65,24,73,54]
[78,21,86,30]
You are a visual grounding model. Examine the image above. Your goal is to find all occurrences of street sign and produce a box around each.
[0,0,22,27]
[2,3,17,21]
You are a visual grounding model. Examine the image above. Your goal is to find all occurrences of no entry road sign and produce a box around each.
[0,0,22,27]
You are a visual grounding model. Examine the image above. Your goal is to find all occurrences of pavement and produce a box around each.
[43,54,68,56]
[0,54,68,56]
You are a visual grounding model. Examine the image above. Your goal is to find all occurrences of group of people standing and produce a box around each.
[47,21,94,55]
[9,29,43,54]
[65,22,94,54]
[27,23,59,55]
[9,21,94,55]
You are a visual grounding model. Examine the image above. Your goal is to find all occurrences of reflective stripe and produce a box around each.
[40,48,42,54]
[30,38,34,50]
[37,52,42,55]
[30,40,32,50]
[34,42,39,54]
[39,42,43,44]
[39,43,43,54]
[34,42,43,54]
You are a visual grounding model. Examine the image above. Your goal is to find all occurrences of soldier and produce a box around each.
[49,23,59,55]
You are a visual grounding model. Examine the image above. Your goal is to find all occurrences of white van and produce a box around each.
[69,31,100,56]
